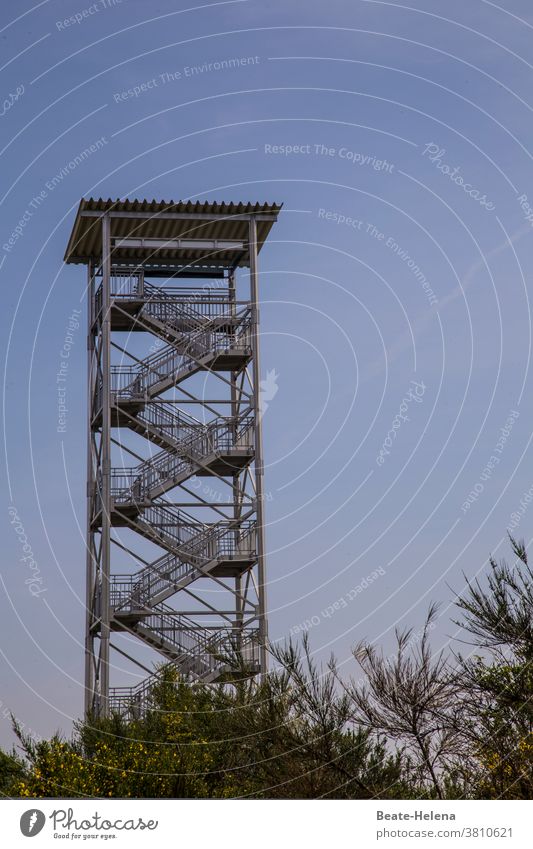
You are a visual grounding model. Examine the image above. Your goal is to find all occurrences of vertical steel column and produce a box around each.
[248,216,268,675]
[229,271,244,645]
[84,260,94,714]
[100,214,112,716]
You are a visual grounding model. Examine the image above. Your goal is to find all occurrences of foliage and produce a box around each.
[0,744,25,797]
[454,536,533,799]
[2,535,533,799]
[5,656,410,799]
[347,605,464,799]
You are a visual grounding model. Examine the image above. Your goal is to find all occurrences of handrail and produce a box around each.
[110,414,254,502]
[111,520,256,609]
[108,319,251,402]
[108,626,260,713]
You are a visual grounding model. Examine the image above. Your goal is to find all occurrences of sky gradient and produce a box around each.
[2,0,533,746]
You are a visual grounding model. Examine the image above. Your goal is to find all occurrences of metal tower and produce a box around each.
[64,198,281,718]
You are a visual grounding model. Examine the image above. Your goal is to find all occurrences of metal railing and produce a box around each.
[95,268,245,324]
[110,415,254,502]
[133,401,203,446]
[108,320,252,402]
[142,319,251,380]
[142,282,240,331]
[95,272,244,324]
[110,270,144,298]
[133,602,222,658]
[108,625,261,715]
[127,502,206,553]
[93,271,143,319]
[93,272,250,337]
[111,520,256,609]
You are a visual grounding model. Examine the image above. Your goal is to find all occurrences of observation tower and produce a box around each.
[64,197,280,717]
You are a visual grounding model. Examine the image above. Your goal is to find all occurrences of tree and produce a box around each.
[4,534,533,799]
[230,634,408,798]
[454,536,533,798]
[345,604,465,799]
[8,653,409,800]
[0,744,25,797]
[12,669,218,799]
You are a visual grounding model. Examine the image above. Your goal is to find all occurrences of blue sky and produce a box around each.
[2,0,533,745]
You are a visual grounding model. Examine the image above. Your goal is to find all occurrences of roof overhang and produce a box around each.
[64,198,282,270]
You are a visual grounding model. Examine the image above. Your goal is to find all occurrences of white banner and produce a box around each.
[2,799,532,848]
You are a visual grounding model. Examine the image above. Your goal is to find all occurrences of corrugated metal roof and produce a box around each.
[64,197,282,268]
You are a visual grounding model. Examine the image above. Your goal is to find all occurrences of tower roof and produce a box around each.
[64,197,282,269]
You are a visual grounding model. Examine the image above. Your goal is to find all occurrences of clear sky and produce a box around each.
[2,0,533,747]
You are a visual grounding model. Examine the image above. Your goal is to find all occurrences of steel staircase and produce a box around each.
[110,414,253,503]
[109,320,252,403]
[113,599,258,672]
[99,272,245,342]
[111,520,257,609]
[95,270,261,699]
[116,401,204,452]
[113,602,218,671]
[110,503,257,593]
[96,272,252,408]
[108,623,261,716]
[141,282,241,339]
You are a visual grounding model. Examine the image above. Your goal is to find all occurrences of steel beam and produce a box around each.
[84,260,95,714]
[114,238,245,251]
[79,211,277,221]
[249,216,268,676]
[99,213,111,717]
